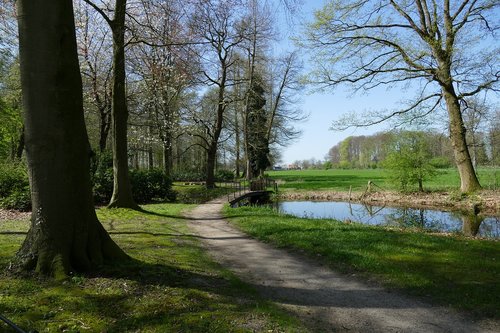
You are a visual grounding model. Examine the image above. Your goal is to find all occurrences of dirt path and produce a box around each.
[185,197,498,333]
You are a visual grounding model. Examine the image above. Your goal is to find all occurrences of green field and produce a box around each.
[266,168,500,192]
[224,205,500,319]
[0,204,305,333]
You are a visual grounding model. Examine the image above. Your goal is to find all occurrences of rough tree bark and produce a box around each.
[83,0,138,208]
[108,0,138,208]
[13,0,129,278]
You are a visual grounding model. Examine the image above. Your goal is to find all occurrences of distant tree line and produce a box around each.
[327,128,499,170]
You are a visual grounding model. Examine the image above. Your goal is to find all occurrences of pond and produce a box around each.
[275,201,500,239]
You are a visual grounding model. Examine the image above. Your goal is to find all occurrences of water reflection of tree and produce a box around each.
[383,208,454,232]
[461,213,484,237]
[347,202,385,224]
[384,208,426,229]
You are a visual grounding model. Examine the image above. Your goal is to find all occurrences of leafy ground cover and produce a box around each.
[224,205,500,319]
[0,204,306,333]
[267,168,499,192]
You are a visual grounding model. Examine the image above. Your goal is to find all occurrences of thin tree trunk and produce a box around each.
[163,141,172,178]
[15,125,24,160]
[98,105,111,152]
[234,104,240,178]
[108,0,138,209]
[148,146,154,170]
[206,145,217,188]
[14,0,128,278]
[418,178,424,192]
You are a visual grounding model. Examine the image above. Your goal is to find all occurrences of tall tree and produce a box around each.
[246,72,269,176]
[190,0,244,188]
[13,0,128,278]
[240,0,273,179]
[306,0,499,192]
[83,0,138,209]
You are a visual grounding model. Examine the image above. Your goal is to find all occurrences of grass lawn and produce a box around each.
[266,168,500,192]
[224,205,500,319]
[0,204,306,333]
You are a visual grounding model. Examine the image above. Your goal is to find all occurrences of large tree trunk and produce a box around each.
[14,0,128,278]
[442,88,482,192]
[108,0,138,209]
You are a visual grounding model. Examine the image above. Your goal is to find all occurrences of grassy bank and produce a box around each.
[0,204,306,332]
[224,206,500,319]
[266,168,500,192]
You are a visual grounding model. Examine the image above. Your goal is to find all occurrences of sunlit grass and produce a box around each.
[266,167,499,192]
[0,204,307,333]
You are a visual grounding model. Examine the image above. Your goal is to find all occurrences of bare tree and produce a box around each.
[75,1,113,153]
[305,0,499,192]
[189,0,244,188]
[265,51,305,148]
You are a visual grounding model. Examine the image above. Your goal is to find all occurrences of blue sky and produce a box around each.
[274,1,394,164]
[275,0,499,165]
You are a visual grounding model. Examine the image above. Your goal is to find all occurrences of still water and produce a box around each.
[276,201,500,239]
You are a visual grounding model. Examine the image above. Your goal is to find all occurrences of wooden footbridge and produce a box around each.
[227,178,278,207]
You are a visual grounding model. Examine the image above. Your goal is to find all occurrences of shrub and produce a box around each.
[383,132,437,192]
[0,162,31,211]
[215,169,234,182]
[91,152,114,204]
[92,168,114,204]
[130,168,175,204]
[0,186,31,211]
[93,166,175,204]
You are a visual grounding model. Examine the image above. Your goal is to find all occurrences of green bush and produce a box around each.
[92,168,114,204]
[92,167,175,205]
[382,131,437,192]
[215,169,234,182]
[130,168,175,204]
[0,162,31,211]
[91,152,114,204]
[0,186,31,211]
[91,151,175,204]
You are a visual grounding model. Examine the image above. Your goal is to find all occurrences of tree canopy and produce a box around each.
[305,0,499,192]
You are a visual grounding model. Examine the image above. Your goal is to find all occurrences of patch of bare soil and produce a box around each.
[186,198,500,333]
[279,190,499,216]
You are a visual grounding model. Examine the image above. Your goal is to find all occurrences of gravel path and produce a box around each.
[185,197,499,333]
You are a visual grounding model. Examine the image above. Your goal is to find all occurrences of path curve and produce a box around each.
[185,197,498,333]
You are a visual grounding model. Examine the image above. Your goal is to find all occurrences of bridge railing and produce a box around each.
[225,178,277,202]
